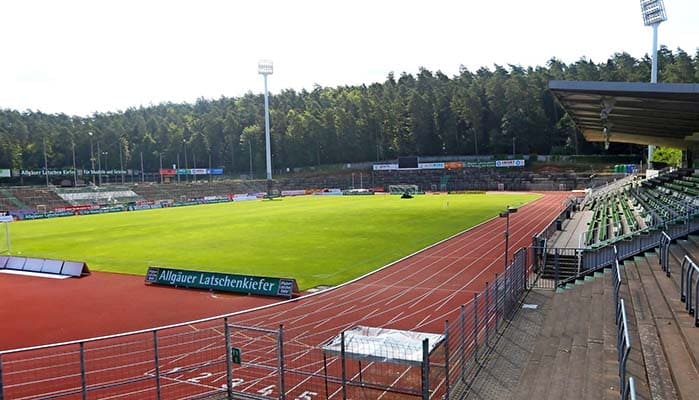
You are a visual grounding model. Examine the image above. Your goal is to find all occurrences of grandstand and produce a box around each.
[56,186,143,206]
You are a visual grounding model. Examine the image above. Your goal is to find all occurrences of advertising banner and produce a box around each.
[145,266,299,298]
[0,169,11,178]
[372,164,399,171]
[159,168,177,176]
[418,162,445,169]
[444,162,463,170]
[495,159,525,167]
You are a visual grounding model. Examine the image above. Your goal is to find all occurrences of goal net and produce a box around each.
[389,184,420,195]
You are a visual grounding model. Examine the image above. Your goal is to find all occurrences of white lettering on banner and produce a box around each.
[372,164,399,171]
[495,159,525,168]
[418,162,445,169]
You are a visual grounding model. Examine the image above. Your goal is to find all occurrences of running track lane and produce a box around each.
[1,192,570,400]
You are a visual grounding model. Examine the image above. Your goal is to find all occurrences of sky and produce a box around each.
[0,0,696,117]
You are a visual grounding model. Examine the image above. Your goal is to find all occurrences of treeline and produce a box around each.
[1,47,697,175]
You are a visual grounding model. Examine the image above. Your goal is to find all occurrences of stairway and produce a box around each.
[540,252,580,283]
[507,272,619,399]
[0,188,27,209]
[626,237,699,399]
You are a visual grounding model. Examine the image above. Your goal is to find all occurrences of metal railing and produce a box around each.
[659,231,672,276]
[616,298,632,397]
[623,376,637,400]
[680,255,699,327]
[612,247,621,321]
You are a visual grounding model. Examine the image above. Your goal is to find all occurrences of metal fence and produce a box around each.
[528,216,699,291]
[441,247,531,399]
[0,246,537,400]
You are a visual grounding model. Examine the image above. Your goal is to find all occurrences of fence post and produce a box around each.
[153,330,162,400]
[444,320,450,400]
[278,324,286,400]
[473,293,479,363]
[554,249,560,288]
[0,353,4,400]
[460,304,465,383]
[484,282,490,346]
[504,269,510,320]
[341,331,347,400]
[224,317,233,400]
[421,338,430,400]
[494,274,500,332]
[80,342,87,400]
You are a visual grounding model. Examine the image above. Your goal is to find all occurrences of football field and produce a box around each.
[7,193,539,289]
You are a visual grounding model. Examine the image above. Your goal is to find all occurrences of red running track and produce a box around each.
[0,192,570,400]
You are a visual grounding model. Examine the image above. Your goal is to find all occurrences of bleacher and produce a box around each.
[465,234,699,399]
[583,169,699,249]
[55,186,143,206]
[5,187,69,211]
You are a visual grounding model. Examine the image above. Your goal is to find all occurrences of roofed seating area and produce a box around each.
[583,169,699,248]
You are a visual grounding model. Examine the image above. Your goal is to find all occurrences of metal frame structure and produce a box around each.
[258,60,274,194]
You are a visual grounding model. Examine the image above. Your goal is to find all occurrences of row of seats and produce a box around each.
[585,191,649,247]
[584,169,697,248]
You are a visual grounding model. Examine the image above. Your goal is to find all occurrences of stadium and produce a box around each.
[1,1,699,400]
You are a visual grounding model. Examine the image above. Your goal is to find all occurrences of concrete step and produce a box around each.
[583,274,606,399]
[624,257,675,399]
[511,275,613,400]
[643,252,699,400]
[602,268,623,400]
[512,284,577,399]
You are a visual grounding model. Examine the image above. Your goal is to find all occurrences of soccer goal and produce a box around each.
[389,184,420,195]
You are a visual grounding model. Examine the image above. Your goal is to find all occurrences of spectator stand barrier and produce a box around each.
[659,231,672,276]
[680,255,699,327]
[616,299,632,398]
[624,376,637,400]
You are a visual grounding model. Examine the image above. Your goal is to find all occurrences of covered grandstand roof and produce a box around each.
[549,80,699,149]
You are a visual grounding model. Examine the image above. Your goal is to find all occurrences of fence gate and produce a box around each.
[224,319,285,400]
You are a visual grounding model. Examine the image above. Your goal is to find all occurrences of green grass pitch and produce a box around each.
[7,193,539,289]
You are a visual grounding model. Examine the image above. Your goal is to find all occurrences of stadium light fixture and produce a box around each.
[640,0,667,163]
[500,206,518,267]
[88,131,96,185]
[258,60,273,194]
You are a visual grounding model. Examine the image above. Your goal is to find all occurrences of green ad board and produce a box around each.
[145,266,299,298]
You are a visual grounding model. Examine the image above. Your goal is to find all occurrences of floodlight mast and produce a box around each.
[258,60,273,193]
[640,0,667,163]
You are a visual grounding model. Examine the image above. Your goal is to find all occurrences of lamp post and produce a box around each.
[499,205,518,267]
[97,141,102,185]
[640,0,667,164]
[249,140,253,180]
[258,60,273,195]
[102,151,109,184]
[119,142,124,184]
[72,141,77,187]
[43,137,49,187]
[183,139,189,183]
[88,132,95,185]
[176,153,181,184]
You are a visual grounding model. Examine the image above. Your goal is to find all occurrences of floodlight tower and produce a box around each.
[258,60,273,194]
[640,0,667,163]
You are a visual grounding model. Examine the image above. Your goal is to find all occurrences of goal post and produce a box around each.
[388,184,420,195]
[0,215,12,254]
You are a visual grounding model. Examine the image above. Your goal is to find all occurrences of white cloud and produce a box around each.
[0,0,696,116]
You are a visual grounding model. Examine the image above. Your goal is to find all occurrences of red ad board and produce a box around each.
[159,169,177,176]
